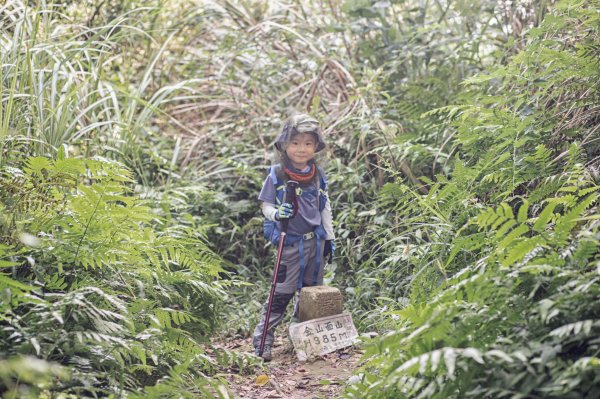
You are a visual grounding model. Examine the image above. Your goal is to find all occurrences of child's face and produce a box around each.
[285,133,317,169]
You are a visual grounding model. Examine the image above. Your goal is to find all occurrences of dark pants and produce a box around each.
[252,237,325,349]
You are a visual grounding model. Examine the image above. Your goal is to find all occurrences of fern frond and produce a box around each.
[549,320,597,338]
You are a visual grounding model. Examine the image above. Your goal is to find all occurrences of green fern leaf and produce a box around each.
[517,200,529,223]
[0,273,35,292]
[501,236,546,267]
[533,202,558,232]
[497,224,529,250]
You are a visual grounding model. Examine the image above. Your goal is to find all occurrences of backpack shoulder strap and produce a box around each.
[268,164,279,184]
[269,164,287,205]
[316,165,327,190]
[316,166,328,211]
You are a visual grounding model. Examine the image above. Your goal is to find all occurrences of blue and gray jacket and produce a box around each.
[263,164,328,247]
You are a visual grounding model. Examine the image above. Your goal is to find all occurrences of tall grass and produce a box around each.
[0,1,262,396]
[0,1,203,184]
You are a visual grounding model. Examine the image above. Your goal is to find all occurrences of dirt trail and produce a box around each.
[221,335,363,399]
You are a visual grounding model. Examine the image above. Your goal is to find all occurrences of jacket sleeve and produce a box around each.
[262,202,278,222]
[321,199,335,240]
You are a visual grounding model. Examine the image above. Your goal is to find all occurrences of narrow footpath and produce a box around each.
[219,335,363,399]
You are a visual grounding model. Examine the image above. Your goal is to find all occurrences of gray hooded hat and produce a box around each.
[274,114,326,153]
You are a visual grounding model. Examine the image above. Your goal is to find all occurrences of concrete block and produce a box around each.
[298,286,343,322]
[289,312,358,361]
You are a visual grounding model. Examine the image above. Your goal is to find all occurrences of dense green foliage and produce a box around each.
[1,0,599,397]
[0,1,258,397]
[343,1,600,397]
[0,155,251,397]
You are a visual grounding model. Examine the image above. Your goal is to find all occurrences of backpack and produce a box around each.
[263,163,328,246]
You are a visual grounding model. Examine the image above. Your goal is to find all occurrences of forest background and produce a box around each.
[1,0,599,397]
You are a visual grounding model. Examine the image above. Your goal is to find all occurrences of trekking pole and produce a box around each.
[258,180,299,357]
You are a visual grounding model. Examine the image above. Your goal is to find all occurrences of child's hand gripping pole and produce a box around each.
[258,180,299,358]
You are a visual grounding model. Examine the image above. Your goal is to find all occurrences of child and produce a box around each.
[252,114,335,361]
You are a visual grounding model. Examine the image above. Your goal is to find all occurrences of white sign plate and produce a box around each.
[289,312,358,361]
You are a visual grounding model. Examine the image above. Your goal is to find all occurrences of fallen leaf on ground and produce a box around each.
[255,374,269,386]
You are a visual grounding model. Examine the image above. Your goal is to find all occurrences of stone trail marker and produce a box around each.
[289,312,358,361]
[297,285,343,322]
[290,286,358,361]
